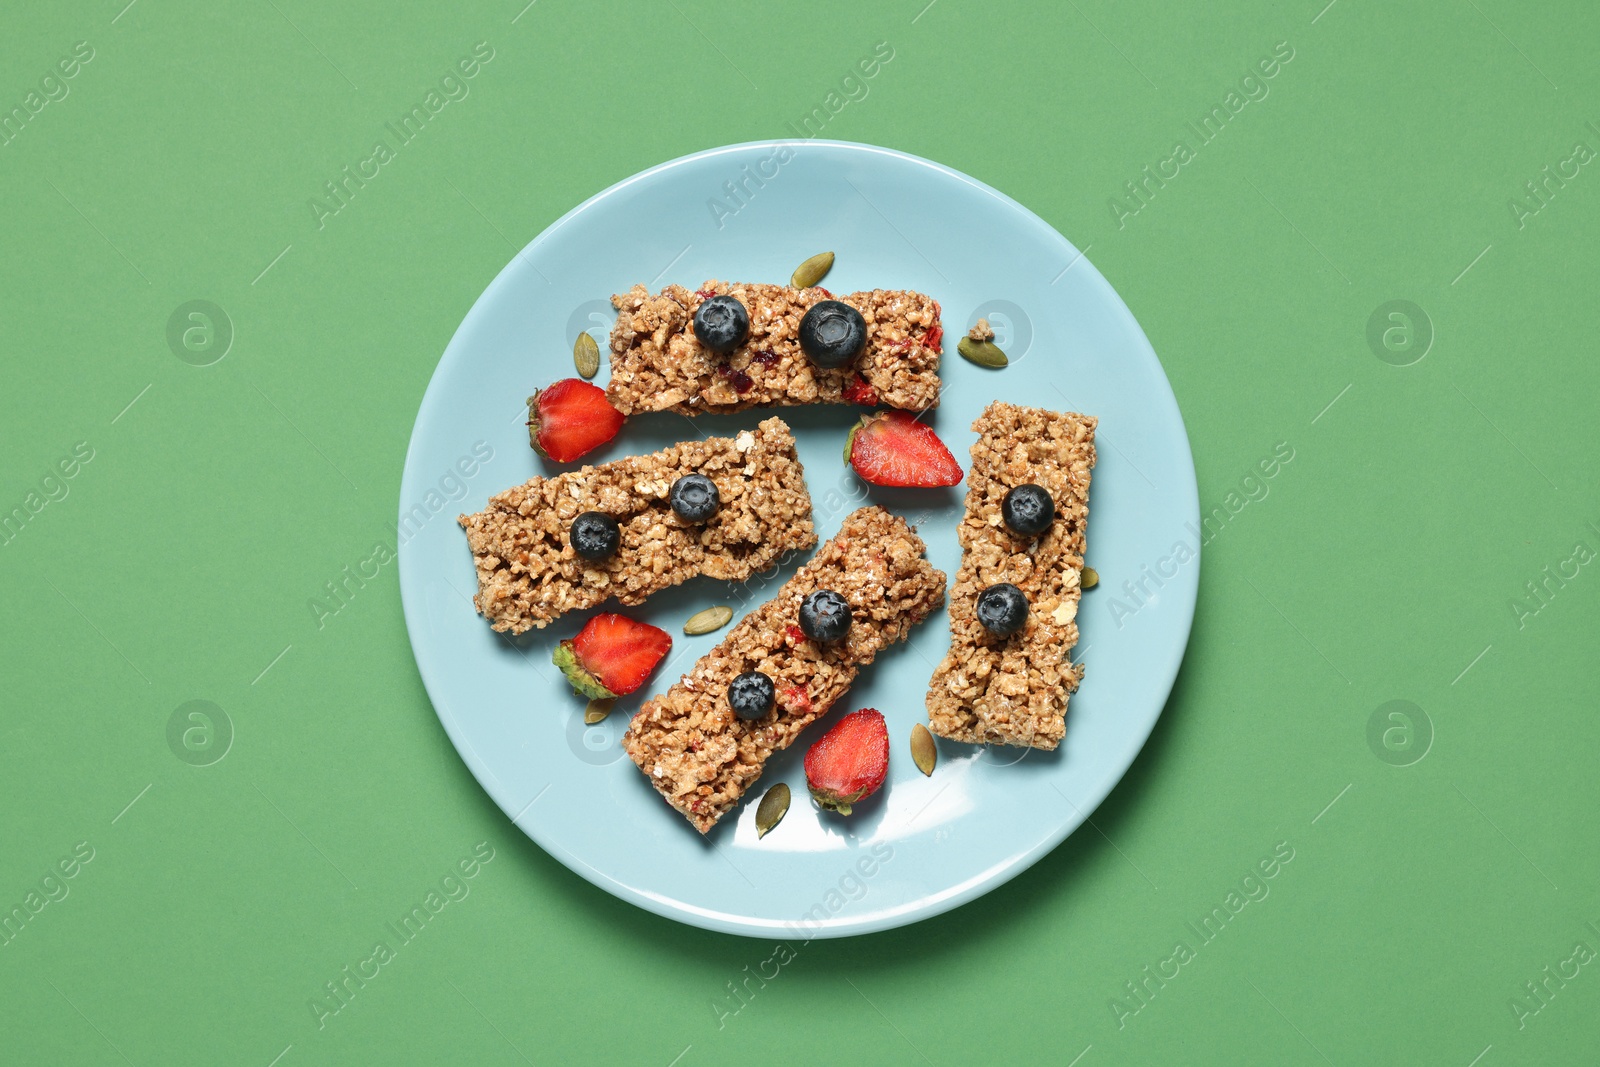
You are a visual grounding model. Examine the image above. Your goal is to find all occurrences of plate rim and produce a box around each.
[398,138,1201,938]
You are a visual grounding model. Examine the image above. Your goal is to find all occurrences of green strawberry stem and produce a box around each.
[553,641,617,700]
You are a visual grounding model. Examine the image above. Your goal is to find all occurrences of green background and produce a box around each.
[3,0,1596,1063]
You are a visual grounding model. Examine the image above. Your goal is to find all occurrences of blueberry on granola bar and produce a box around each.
[798,300,867,369]
[622,507,946,832]
[460,418,817,634]
[799,589,852,643]
[669,473,720,522]
[693,294,750,352]
[1002,483,1055,536]
[607,282,943,415]
[570,511,621,561]
[926,403,1097,750]
[976,582,1028,636]
[728,671,775,720]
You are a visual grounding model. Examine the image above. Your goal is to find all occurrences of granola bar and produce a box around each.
[925,402,1097,750]
[623,506,946,833]
[606,281,942,415]
[458,417,816,634]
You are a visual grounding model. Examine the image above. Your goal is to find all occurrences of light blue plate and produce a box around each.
[398,141,1199,938]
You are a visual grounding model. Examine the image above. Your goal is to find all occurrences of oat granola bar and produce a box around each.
[623,506,946,832]
[925,402,1097,750]
[607,281,942,415]
[458,417,816,634]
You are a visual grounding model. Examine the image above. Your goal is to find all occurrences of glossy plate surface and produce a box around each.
[398,140,1199,937]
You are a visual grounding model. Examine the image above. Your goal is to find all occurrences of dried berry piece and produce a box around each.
[841,375,879,406]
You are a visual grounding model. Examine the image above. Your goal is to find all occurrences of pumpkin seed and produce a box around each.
[910,723,937,776]
[957,336,1008,368]
[791,251,835,289]
[756,782,791,838]
[573,331,601,379]
[1082,566,1099,590]
[683,605,733,636]
[584,698,615,724]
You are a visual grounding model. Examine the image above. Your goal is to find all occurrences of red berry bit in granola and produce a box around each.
[779,685,813,715]
[622,506,946,833]
[457,418,817,634]
[841,375,879,406]
[713,363,755,393]
[605,281,943,416]
[925,402,1097,751]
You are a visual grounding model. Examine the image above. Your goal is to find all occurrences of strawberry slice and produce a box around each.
[841,374,879,406]
[553,613,672,698]
[804,708,889,815]
[527,379,625,463]
[844,411,963,487]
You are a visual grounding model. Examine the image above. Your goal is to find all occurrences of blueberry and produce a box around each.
[976,583,1029,637]
[693,295,750,353]
[1002,484,1055,537]
[798,589,852,643]
[569,511,620,561]
[669,473,720,522]
[798,300,867,369]
[728,671,775,720]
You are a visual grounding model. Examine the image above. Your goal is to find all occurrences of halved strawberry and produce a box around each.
[841,374,879,406]
[844,411,963,487]
[553,613,671,698]
[527,379,625,463]
[804,708,889,815]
